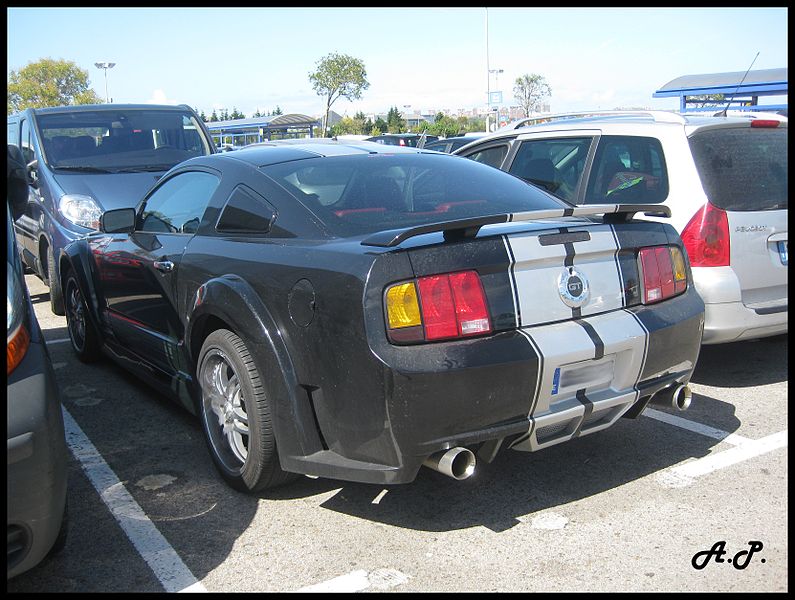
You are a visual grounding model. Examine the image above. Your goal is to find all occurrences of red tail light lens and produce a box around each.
[385,270,492,343]
[638,246,688,305]
[750,120,780,128]
[680,203,730,267]
[448,271,491,337]
[417,275,459,340]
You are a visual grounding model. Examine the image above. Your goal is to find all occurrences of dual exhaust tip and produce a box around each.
[651,383,692,411]
[423,447,476,480]
[424,384,692,480]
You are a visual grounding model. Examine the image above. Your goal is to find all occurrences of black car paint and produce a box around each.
[61,147,704,485]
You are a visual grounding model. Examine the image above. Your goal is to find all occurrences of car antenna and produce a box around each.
[716,52,760,117]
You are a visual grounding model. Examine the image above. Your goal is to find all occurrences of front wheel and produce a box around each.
[47,245,65,315]
[197,329,297,492]
[64,272,101,363]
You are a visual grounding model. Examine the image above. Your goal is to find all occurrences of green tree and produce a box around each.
[272,105,283,116]
[199,110,208,122]
[688,94,726,109]
[386,106,405,133]
[8,58,103,114]
[253,108,262,118]
[309,52,370,137]
[372,117,388,136]
[210,110,218,122]
[513,73,552,118]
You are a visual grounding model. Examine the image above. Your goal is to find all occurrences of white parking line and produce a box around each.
[643,408,751,445]
[657,430,787,488]
[296,568,410,593]
[61,407,207,593]
[46,337,71,345]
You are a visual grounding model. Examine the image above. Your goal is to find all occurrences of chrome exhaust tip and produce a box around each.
[672,384,692,411]
[423,447,476,480]
[650,383,692,411]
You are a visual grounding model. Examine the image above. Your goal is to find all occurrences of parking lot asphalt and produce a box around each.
[8,273,788,592]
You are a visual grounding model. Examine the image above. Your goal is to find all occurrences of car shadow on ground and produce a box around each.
[690,334,788,387]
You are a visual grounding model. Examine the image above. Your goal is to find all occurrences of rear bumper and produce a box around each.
[701,300,787,344]
[7,340,68,579]
[282,287,705,485]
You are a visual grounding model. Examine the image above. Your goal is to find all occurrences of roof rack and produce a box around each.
[501,110,687,130]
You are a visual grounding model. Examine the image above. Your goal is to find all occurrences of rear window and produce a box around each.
[688,127,788,211]
[261,153,565,237]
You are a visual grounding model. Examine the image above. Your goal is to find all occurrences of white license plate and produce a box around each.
[778,241,788,265]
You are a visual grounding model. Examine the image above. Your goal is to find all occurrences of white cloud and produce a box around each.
[148,89,179,105]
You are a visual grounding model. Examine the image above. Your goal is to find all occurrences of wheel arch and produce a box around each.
[186,275,325,464]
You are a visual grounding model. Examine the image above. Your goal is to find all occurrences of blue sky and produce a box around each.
[6,7,789,118]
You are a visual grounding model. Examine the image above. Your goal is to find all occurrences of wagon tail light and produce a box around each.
[638,245,688,305]
[680,203,730,267]
[385,270,492,343]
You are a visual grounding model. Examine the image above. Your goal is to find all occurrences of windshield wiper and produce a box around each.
[53,165,114,173]
[113,165,173,173]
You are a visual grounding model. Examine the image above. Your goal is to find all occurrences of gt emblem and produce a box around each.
[558,267,590,308]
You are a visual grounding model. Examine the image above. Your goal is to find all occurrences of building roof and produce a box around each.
[205,113,319,131]
[654,68,787,97]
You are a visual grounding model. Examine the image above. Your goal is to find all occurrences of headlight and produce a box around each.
[7,262,30,375]
[59,194,102,229]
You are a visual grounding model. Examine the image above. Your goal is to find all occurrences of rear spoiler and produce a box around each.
[361,204,671,248]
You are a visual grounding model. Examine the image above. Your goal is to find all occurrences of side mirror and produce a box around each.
[100,208,136,233]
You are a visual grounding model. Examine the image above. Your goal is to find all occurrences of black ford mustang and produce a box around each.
[59,140,704,492]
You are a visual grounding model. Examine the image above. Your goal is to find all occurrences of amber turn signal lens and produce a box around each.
[7,324,30,375]
[385,282,422,329]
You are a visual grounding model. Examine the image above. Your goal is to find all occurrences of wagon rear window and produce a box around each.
[688,127,788,211]
[261,153,565,237]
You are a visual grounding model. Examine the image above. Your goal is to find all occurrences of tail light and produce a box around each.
[638,246,688,305]
[750,120,780,128]
[680,203,730,267]
[385,270,492,343]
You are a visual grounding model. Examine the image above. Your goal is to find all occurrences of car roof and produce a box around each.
[198,139,425,167]
[19,103,195,116]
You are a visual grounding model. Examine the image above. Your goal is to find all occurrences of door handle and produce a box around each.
[153,260,174,273]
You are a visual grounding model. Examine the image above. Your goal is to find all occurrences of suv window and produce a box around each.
[464,144,509,169]
[688,127,787,211]
[508,137,592,203]
[583,135,668,204]
[140,171,220,234]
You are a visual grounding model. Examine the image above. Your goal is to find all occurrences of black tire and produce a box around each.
[197,329,297,492]
[47,245,65,315]
[64,272,102,363]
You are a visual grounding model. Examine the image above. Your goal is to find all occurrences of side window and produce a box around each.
[216,184,276,233]
[140,171,220,234]
[584,135,669,204]
[508,137,592,202]
[20,118,35,163]
[463,144,509,169]
[8,121,19,146]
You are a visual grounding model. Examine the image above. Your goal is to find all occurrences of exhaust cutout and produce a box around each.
[423,447,476,480]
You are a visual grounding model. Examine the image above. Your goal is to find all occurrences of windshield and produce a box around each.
[261,153,566,237]
[36,109,213,171]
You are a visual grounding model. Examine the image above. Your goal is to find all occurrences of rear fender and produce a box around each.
[186,275,325,462]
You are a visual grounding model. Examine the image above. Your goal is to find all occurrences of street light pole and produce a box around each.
[94,62,116,103]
